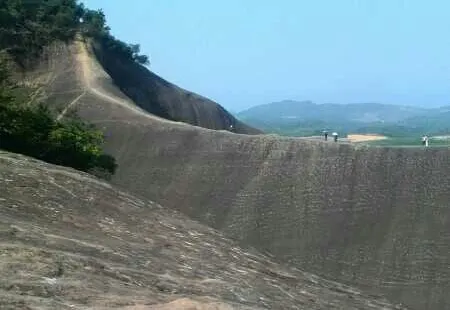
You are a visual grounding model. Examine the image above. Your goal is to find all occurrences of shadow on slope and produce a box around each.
[0,151,406,310]
[90,38,261,134]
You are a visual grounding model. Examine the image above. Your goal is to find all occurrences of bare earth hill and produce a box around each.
[90,39,260,134]
[0,151,407,310]
[16,38,450,310]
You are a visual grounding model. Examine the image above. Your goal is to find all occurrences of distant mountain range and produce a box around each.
[236,100,450,137]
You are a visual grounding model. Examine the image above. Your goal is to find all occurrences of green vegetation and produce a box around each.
[0,0,149,66]
[237,100,450,146]
[237,101,427,127]
[0,62,117,178]
[0,0,82,63]
[0,0,133,178]
[245,117,450,147]
[78,3,149,65]
[237,101,450,147]
[364,136,450,148]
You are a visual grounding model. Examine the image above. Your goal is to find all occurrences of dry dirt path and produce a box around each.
[56,40,206,131]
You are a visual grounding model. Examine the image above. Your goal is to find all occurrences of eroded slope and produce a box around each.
[0,151,407,310]
[17,39,450,310]
[90,38,260,134]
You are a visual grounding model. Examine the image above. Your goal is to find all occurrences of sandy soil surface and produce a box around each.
[346,134,388,143]
[120,298,233,310]
[57,40,161,122]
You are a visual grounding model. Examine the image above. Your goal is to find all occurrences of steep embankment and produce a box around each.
[0,151,407,310]
[19,39,450,310]
[89,38,260,134]
[16,36,260,135]
[108,125,450,310]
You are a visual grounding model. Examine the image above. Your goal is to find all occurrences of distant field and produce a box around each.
[363,136,450,147]
[347,134,388,143]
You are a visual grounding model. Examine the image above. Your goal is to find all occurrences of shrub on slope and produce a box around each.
[0,61,117,179]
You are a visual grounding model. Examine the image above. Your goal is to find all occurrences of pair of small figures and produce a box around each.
[323,131,338,142]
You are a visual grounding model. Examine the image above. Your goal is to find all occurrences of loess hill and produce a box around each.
[12,37,450,310]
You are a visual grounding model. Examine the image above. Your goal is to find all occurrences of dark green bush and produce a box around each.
[0,0,83,64]
[0,0,150,66]
[0,61,117,178]
[0,99,117,177]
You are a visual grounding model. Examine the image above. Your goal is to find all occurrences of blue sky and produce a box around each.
[83,0,450,111]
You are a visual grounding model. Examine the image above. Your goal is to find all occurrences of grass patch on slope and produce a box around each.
[364,136,450,148]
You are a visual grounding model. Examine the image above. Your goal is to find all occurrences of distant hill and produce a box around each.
[398,107,450,134]
[237,100,450,137]
[238,100,426,124]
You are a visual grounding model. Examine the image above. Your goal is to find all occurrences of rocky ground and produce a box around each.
[0,151,407,309]
[16,39,450,310]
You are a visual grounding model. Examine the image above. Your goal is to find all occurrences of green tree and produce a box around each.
[0,60,13,102]
[0,57,117,179]
[128,43,150,65]
[81,8,110,37]
[0,0,150,66]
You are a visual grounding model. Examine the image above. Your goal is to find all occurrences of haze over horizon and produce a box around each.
[83,0,450,111]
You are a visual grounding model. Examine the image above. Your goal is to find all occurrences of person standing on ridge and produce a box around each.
[323,130,328,141]
[332,132,338,142]
[422,135,429,147]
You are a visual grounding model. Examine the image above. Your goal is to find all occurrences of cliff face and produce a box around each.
[0,151,405,310]
[91,39,261,134]
[13,37,260,135]
[16,38,450,310]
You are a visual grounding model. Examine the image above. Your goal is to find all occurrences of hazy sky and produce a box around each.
[83,0,450,111]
